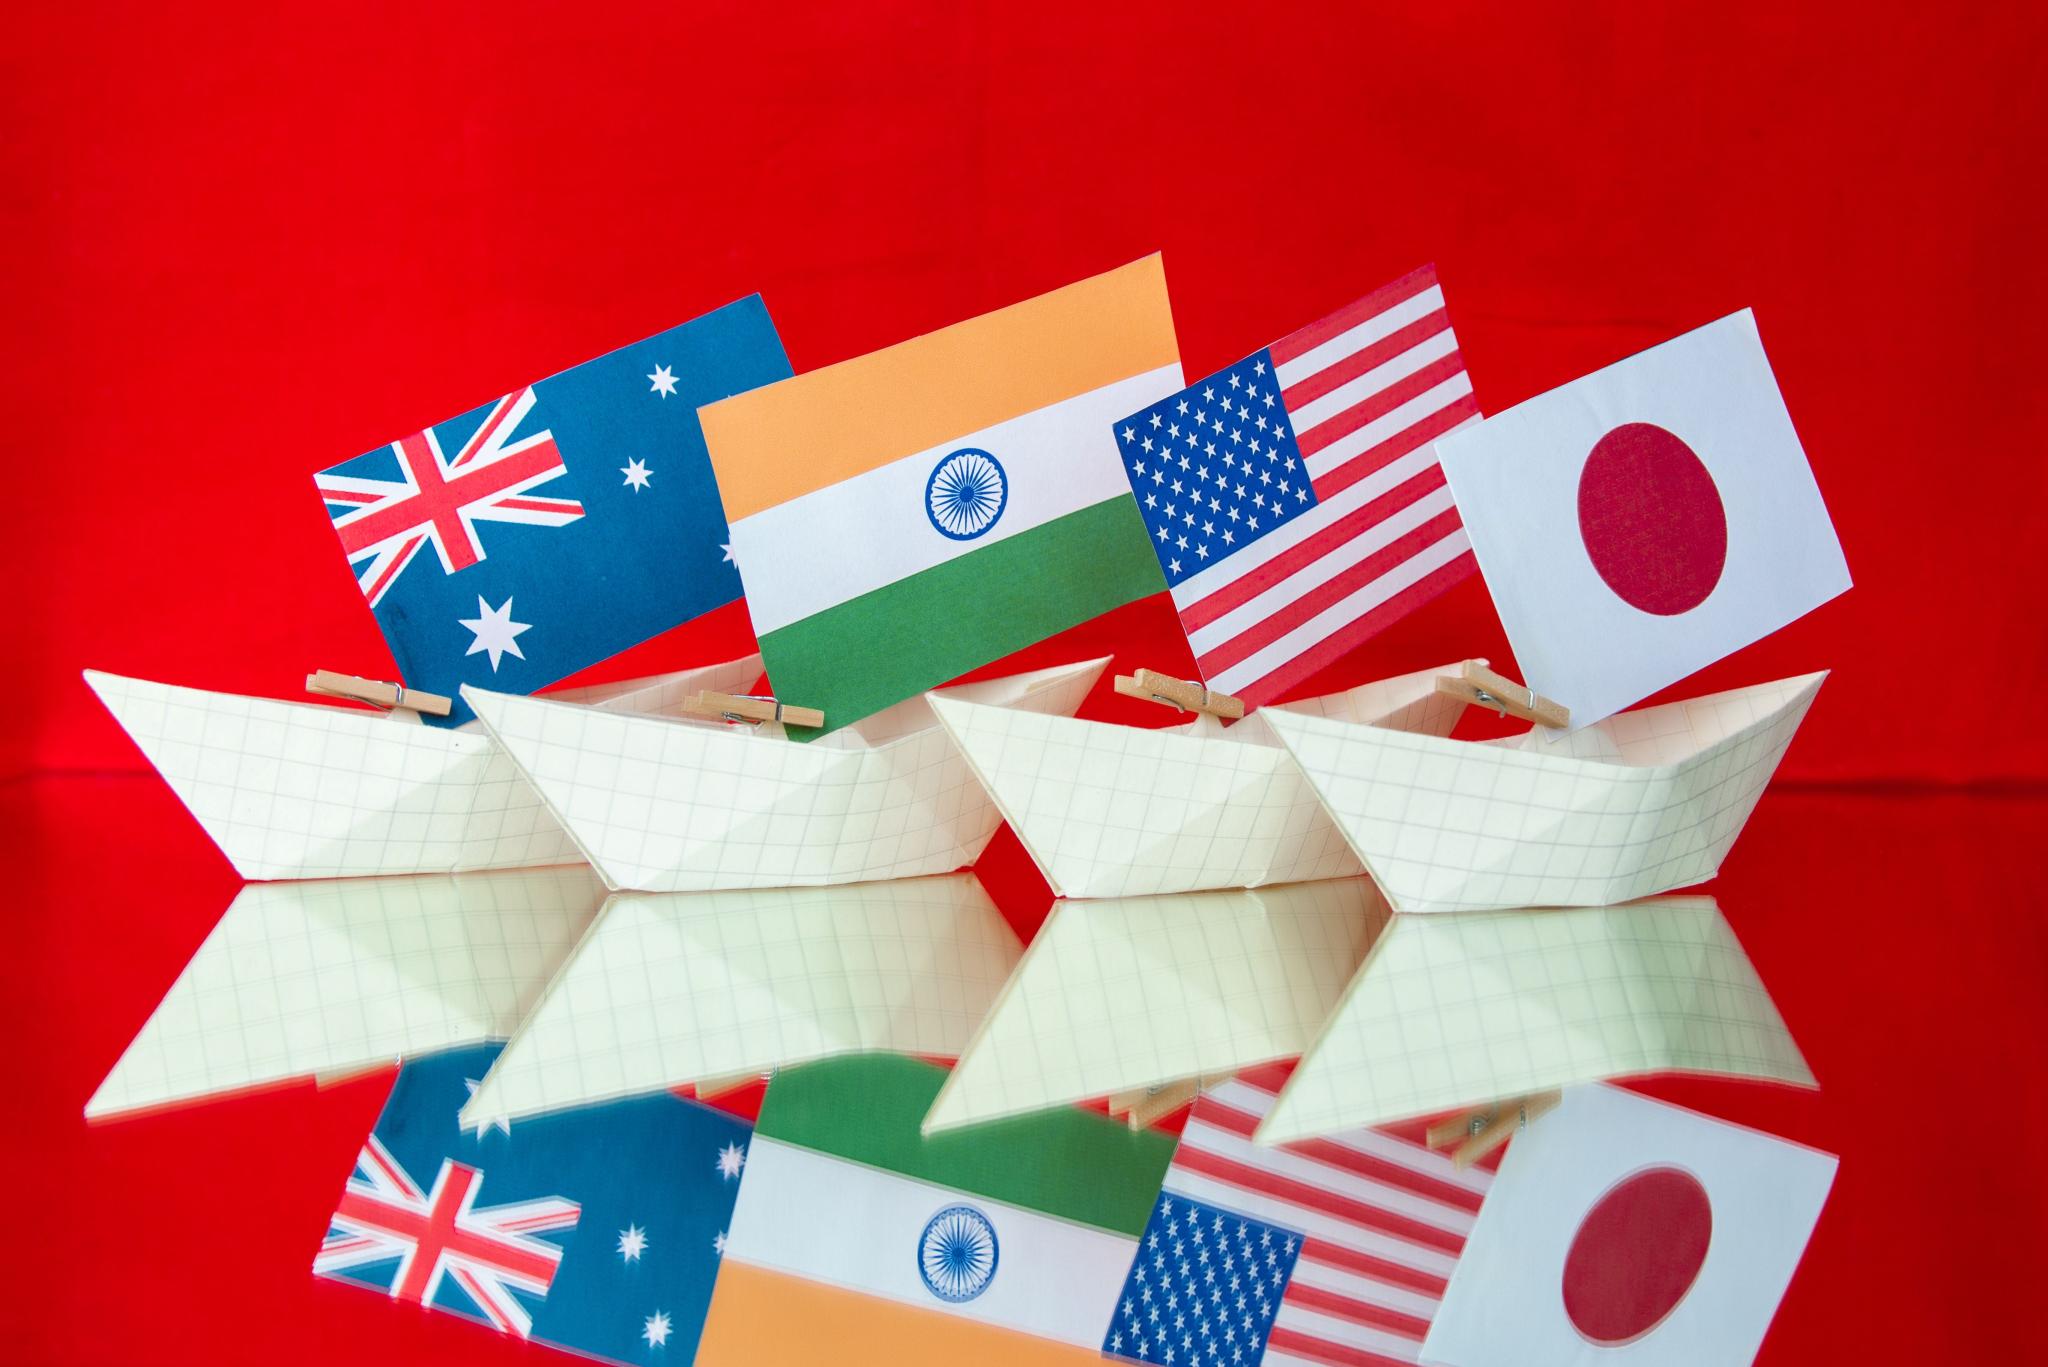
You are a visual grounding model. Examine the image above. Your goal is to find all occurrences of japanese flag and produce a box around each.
[1437,311,1849,726]
[1422,1085,1836,1367]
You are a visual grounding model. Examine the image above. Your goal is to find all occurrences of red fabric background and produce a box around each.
[8,4,2046,1365]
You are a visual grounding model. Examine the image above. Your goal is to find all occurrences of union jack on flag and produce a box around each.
[316,1133,581,1337]
[316,385,585,608]
[1113,266,1481,708]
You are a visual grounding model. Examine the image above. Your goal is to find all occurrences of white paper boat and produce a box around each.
[922,876,1388,1135]
[86,865,607,1120]
[84,655,766,881]
[929,663,1466,897]
[463,657,1110,893]
[1266,671,1826,913]
[458,872,1018,1128]
[1254,895,1816,1145]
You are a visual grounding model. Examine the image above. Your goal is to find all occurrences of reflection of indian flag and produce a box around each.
[700,257,1181,735]
[695,1055,1174,1365]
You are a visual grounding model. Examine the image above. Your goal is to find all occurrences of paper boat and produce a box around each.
[1265,671,1826,913]
[83,655,766,881]
[86,865,606,1120]
[929,663,1467,897]
[922,876,1388,1134]
[458,872,1019,1128]
[1254,895,1815,1145]
[463,657,1110,893]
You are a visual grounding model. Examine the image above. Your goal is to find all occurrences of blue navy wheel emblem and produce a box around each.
[917,1204,999,1303]
[925,448,1008,540]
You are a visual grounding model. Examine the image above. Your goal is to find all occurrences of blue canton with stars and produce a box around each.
[1103,1191,1302,1365]
[1113,350,1315,588]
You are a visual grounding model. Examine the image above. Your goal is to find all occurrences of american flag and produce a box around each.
[1113,266,1479,707]
[1103,1065,1491,1367]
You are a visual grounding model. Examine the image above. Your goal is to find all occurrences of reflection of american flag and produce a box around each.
[1103,1065,1490,1367]
[1114,267,1479,707]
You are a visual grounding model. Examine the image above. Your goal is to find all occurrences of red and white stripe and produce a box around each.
[316,385,586,607]
[1167,1065,1491,1367]
[1175,267,1480,706]
[314,1135,580,1338]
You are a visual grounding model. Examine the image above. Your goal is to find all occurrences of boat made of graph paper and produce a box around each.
[928,663,1468,898]
[1264,671,1827,914]
[83,655,767,881]
[461,657,1110,894]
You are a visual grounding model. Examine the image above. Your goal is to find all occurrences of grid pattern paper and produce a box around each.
[1266,672,1826,913]
[460,872,1019,1126]
[464,658,1107,893]
[1255,896,1815,1145]
[86,865,607,1118]
[923,877,1389,1133]
[931,663,1466,898]
[84,656,764,881]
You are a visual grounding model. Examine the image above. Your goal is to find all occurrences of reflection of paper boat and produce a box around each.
[930,664,1465,897]
[1255,895,1815,1145]
[86,865,606,1120]
[464,658,1109,893]
[459,872,1018,1127]
[1266,672,1826,913]
[923,876,1387,1134]
[83,656,765,881]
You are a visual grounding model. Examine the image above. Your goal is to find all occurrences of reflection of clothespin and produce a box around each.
[1434,659,1569,729]
[1425,1090,1562,1169]
[680,691,825,729]
[1113,668,1246,720]
[1107,1074,1223,1130]
[305,669,453,718]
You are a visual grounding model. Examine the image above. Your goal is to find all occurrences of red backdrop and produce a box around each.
[9,4,2046,1365]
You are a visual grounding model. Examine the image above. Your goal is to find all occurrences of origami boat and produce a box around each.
[458,871,1020,1129]
[929,662,1467,897]
[1265,671,1827,914]
[922,875,1388,1135]
[1254,895,1817,1145]
[86,864,607,1120]
[462,656,1110,893]
[83,655,766,881]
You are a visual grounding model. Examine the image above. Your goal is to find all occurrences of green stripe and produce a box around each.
[760,496,1165,740]
[754,1054,1175,1237]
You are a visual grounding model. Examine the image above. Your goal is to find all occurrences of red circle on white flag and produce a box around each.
[1576,423,1727,615]
[1561,1165,1713,1345]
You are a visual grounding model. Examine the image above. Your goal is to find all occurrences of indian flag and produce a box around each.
[695,1054,1175,1365]
[700,257,1181,736]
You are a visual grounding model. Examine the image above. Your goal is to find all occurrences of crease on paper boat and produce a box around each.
[459,871,1019,1127]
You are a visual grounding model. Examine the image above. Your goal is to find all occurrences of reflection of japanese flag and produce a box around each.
[1437,311,1850,727]
[1422,1086,1836,1367]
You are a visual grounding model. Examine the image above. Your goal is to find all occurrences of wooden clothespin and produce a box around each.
[1425,1090,1563,1170]
[679,690,825,729]
[1434,659,1569,729]
[1113,668,1245,720]
[305,669,453,718]
[1107,1074,1222,1130]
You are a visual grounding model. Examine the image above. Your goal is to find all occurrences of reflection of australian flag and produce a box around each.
[315,1043,753,1364]
[314,296,791,726]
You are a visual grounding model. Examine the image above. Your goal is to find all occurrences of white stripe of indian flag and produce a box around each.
[732,364,1179,636]
[725,1136,1138,1347]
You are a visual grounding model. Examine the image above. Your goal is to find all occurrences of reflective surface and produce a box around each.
[16,775,2048,1364]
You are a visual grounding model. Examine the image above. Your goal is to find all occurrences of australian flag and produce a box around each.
[315,297,791,726]
[315,1043,752,1364]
